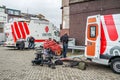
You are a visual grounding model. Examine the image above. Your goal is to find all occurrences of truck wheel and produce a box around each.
[111,58,120,74]
[16,44,20,50]
[17,47,20,50]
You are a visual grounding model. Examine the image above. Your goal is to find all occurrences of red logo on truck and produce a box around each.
[45,26,49,33]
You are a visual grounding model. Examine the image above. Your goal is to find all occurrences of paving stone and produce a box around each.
[0,47,119,80]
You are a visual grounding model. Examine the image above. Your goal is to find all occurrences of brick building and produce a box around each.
[69,0,120,45]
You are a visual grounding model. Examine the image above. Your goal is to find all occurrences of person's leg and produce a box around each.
[33,43,35,49]
[62,44,65,57]
[63,43,68,58]
[28,42,30,49]
[31,43,35,49]
[29,43,32,49]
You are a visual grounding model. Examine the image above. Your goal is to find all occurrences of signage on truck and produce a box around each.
[42,26,52,36]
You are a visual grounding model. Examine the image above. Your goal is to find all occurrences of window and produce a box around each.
[0,22,4,28]
[14,11,20,15]
[0,16,7,22]
[0,28,3,32]
[3,16,6,21]
[90,26,96,38]
[7,10,14,14]
[0,8,5,13]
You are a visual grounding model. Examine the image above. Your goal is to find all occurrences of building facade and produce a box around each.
[0,6,7,33]
[60,0,69,36]
[21,13,48,21]
[69,0,120,45]
[6,8,21,22]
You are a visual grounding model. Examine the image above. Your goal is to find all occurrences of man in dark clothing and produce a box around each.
[28,36,35,49]
[60,33,69,58]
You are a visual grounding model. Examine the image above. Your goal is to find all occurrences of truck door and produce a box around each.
[85,15,101,58]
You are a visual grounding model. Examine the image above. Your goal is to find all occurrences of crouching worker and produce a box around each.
[28,36,35,49]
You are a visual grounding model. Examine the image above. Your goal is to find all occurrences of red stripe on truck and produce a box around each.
[104,15,118,41]
[100,22,107,54]
[35,39,46,42]
[11,25,17,42]
[23,22,30,35]
[18,22,26,39]
[14,22,21,38]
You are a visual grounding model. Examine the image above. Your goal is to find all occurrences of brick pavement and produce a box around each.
[0,47,119,80]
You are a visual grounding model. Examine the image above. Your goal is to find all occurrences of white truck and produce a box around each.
[85,14,120,74]
[4,18,60,49]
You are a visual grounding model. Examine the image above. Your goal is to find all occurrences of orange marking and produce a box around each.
[88,18,96,23]
[86,41,96,56]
